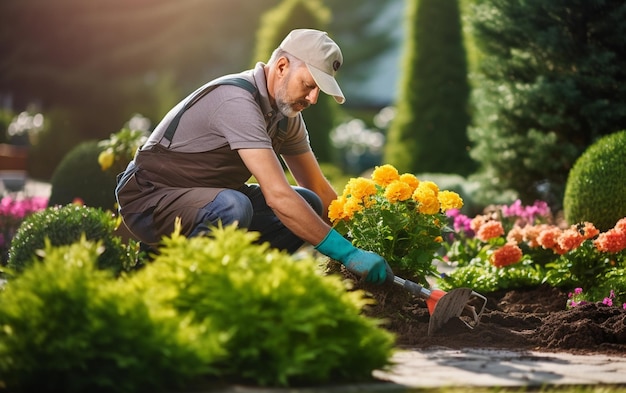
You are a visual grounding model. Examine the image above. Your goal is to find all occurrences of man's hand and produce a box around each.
[315,229,389,284]
[341,248,388,284]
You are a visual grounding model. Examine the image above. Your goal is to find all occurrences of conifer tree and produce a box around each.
[385,0,473,175]
[251,0,339,163]
[468,0,626,207]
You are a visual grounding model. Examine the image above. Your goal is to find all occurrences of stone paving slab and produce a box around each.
[373,347,626,389]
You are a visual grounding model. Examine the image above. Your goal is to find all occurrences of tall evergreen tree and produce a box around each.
[467,0,626,207]
[385,0,473,175]
[251,0,339,163]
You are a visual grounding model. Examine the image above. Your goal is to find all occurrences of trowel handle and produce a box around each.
[392,275,432,299]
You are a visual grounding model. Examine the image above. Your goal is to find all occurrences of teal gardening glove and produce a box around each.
[315,229,389,284]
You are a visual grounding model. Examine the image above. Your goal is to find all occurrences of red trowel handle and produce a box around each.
[391,275,446,314]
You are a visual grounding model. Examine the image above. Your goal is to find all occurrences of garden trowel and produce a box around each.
[391,274,487,336]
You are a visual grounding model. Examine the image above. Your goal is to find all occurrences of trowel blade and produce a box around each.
[427,287,474,336]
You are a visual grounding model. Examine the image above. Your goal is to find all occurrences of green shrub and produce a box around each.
[48,140,118,210]
[563,130,626,231]
[7,204,137,275]
[0,238,224,393]
[129,224,395,387]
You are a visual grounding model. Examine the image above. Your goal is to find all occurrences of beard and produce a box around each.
[275,75,310,118]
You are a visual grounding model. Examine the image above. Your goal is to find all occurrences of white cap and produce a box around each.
[279,29,345,104]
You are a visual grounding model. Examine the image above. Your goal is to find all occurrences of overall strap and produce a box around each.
[272,116,290,151]
[162,77,256,146]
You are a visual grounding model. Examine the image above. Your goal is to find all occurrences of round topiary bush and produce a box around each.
[7,204,137,275]
[48,140,118,210]
[563,130,626,231]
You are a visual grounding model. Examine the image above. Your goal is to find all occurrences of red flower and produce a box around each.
[594,229,626,253]
[558,228,585,253]
[537,226,562,250]
[490,243,523,268]
[476,220,505,242]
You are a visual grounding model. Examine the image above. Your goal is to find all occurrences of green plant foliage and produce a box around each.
[0,238,224,393]
[129,224,395,387]
[586,268,626,306]
[563,130,626,232]
[48,140,118,210]
[7,204,137,275]
[543,240,616,290]
[385,0,474,175]
[467,0,626,206]
[439,257,544,294]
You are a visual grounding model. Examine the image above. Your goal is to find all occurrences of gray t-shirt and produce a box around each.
[143,63,311,156]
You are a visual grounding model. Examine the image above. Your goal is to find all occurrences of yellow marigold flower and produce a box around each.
[434,236,443,243]
[328,196,347,223]
[344,177,377,202]
[343,197,364,220]
[399,173,420,192]
[420,180,439,194]
[384,180,412,203]
[98,148,115,171]
[412,184,440,215]
[371,164,400,187]
[438,190,463,211]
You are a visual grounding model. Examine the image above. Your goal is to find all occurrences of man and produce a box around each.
[115,29,388,284]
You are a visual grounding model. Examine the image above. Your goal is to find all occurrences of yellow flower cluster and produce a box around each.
[97,149,115,171]
[329,164,464,223]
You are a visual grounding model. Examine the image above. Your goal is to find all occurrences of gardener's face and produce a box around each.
[275,62,320,118]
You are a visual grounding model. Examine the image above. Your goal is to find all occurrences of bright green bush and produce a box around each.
[129,224,395,387]
[48,140,118,210]
[7,204,138,275]
[563,130,626,231]
[0,238,225,393]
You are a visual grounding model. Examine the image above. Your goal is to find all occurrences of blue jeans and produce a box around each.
[188,184,322,253]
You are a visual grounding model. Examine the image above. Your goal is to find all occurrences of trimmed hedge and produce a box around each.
[564,130,626,231]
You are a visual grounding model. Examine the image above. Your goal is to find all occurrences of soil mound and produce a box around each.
[356,280,626,356]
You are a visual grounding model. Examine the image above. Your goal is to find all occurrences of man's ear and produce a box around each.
[276,56,290,77]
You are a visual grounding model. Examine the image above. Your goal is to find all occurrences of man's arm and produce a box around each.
[238,147,389,284]
[282,151,338,226]
[238,148,331,245]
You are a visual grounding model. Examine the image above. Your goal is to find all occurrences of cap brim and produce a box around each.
[306,64,345,104]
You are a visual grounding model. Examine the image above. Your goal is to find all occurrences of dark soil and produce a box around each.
[351,275,626,356]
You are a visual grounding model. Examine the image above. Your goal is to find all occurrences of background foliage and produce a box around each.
[385,0,474,176]
[467,0,626,209]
